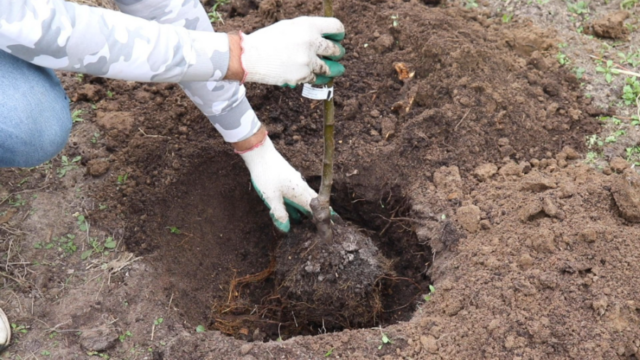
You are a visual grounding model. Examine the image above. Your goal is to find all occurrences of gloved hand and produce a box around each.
[238,134,318,232]
[240,16,346,86]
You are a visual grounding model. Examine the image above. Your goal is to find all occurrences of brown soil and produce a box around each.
[88,0,598,343]
[8,0,640,359]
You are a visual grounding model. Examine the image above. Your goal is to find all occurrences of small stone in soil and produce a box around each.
[240,344,253,355]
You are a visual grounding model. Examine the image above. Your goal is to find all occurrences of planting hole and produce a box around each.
[125,150,434,341]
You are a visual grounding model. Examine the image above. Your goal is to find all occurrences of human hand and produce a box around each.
[237,133,317,232]
[239,16,346,86]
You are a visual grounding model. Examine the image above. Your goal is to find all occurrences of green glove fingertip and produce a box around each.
[270,213,291,233]
[285,202,302,224]
[325,41,346,61]
[314,75,332,85]
[284,198,312,217]
[323,32,346,41]
[314,62,344,84]
[323,59,345,77]
[330,208,344,224]
[281,83,296,89]
[252,182,307,232]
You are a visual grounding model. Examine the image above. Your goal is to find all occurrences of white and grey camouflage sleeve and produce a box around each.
[0,0,231,83]
[114,0,262,143]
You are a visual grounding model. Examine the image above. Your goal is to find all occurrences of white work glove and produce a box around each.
[0,307,10,351]
[240,16,346,86]
[239,135,318,232]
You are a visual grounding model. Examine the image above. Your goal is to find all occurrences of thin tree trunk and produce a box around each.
[312,0,335,242]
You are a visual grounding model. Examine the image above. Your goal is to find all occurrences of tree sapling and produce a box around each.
[310,0,336,243]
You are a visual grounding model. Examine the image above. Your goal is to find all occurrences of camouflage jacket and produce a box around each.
[0,0,230,83]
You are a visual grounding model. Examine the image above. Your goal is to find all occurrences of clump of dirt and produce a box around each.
[587,11,630,40]
[612,168,640,223]
[410,154,640,359]
[224,1,600,185]
[390,15,594,175]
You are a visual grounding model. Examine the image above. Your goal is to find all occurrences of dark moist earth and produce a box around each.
[5,0,640,358]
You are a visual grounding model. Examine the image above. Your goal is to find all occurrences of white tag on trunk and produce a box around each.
[302,84,334,101]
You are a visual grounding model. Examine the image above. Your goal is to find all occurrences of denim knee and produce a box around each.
[0,51,72,168]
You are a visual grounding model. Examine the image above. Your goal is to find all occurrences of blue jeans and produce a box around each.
[0,50,71,168]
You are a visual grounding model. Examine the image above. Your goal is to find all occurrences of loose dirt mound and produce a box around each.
[57,0,607,352]
[245,1,598,178]
[415,158,640,359]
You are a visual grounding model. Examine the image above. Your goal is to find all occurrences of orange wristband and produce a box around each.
[234,131,269,155]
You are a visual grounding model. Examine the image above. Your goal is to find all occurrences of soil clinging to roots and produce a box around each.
[275,221,391,331]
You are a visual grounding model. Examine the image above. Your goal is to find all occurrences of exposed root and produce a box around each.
[226,255,276,304]
[210,256,278,336]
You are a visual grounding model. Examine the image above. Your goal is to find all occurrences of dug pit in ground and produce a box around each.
[118,146,431,340]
